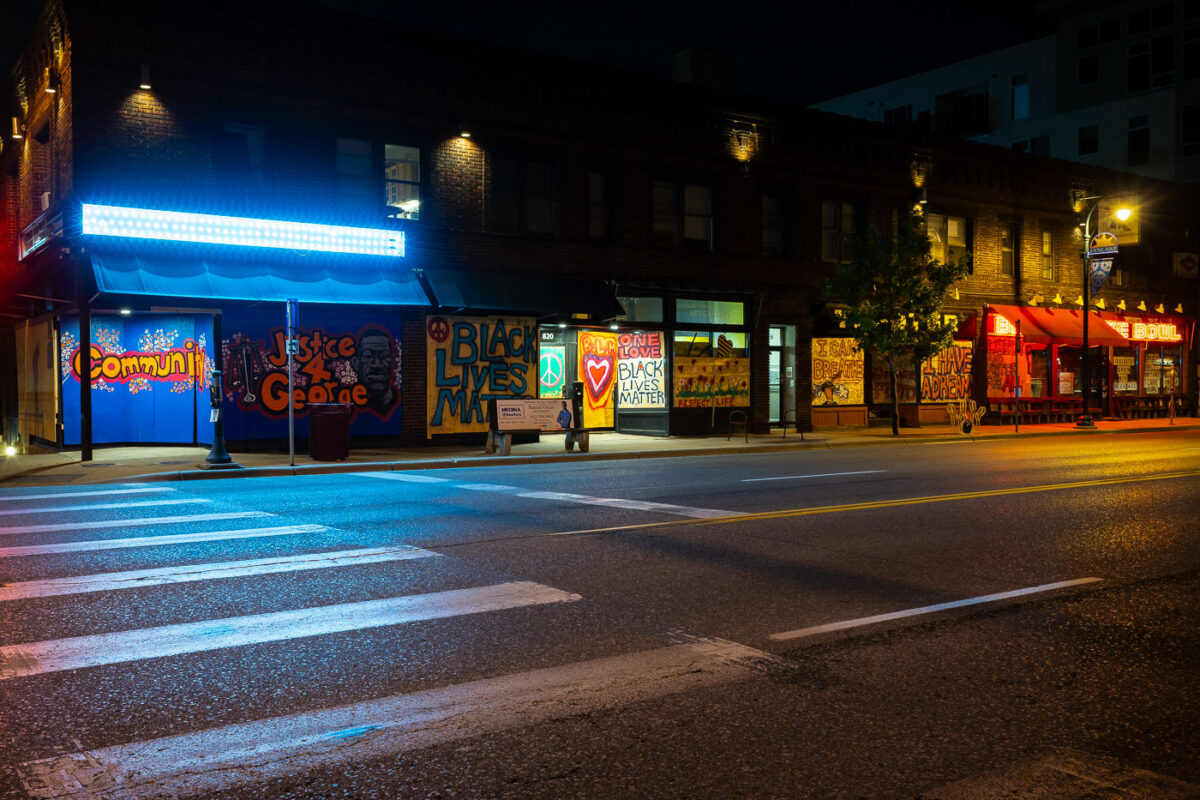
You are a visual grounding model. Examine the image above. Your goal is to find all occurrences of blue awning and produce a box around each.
[89,249,430,306]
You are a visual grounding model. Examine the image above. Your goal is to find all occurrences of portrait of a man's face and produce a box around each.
[352,328,398,415]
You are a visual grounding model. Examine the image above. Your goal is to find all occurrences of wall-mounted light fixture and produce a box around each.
[1154,303,1164,314]
[44,67,58,94]
[1094,297,1106,310]
[1052,293,1063,305]
[139,63,151,90]
[1074,295,1084,307]
[1117,299,1126,311]
[458,119,471,138]
[1175,303,1184,314]
[82,203,405,257]
[1137,300,1147,311]
[10,117,22,139]
[119,308,132,316]
[1029,293,1044,306]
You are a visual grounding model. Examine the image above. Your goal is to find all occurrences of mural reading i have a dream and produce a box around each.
[426,315,537,435]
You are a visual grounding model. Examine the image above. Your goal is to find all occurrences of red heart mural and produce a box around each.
[583,355,613,401]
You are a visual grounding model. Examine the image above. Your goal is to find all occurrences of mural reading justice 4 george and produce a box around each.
[224,325,400,419]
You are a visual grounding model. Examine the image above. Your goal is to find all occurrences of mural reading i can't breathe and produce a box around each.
[220,309,404,441]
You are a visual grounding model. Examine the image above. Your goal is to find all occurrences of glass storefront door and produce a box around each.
[768,325,795,424]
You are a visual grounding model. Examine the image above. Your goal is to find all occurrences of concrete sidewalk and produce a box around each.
[2,417,1197,487]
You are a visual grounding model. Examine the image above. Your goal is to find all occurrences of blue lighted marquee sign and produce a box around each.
[81,204,404,257]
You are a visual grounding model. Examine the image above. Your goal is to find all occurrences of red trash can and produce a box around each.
[308,403,352,461]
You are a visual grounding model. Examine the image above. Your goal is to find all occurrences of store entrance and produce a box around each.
[768,325,795,425]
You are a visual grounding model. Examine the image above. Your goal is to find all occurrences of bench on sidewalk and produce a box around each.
[485,398,588,456]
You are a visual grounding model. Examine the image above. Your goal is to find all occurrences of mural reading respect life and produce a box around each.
[426,315,536,435]
[811,337,863,406]
[674,357,750,408]
[223,325,400,419]
[616,332,666,409]
[578,330,618,428]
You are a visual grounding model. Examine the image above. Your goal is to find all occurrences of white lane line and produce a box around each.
[0,498,208,517]
[769,577,1104,641]
[0,524,328,559]
[16,635,774,799]
[0,511,270,536]
[361,472,450,483]
[366,474,736,518]
[516,489,737,518]
[0,581,579,680]
[0,546,439,601]
[0,487,174,503]
[741,470,887,482]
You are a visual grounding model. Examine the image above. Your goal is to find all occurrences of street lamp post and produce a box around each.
[1076,195,1132,428]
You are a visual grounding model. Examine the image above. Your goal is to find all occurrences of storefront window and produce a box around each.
[1144,346,1180,393]
[676,299,744,326]
[1112,347,1139,394]
[1025,345,1049,397]
[675,330,711,356]
[1057,346,1082,395]
[617,296,663,322]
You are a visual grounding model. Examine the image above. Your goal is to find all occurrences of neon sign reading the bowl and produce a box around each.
[82,204,404,257]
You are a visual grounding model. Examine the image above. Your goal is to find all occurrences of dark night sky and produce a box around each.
[2,0,1048,106]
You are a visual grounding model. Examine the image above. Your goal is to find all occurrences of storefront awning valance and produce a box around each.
[89,249,430,306]
[988,304,1129,346]
[424,269,625,320]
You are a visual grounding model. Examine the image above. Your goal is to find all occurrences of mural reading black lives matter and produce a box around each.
[221,310,403,440]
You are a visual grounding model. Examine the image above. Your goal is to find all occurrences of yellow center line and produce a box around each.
[545,469,1200,538]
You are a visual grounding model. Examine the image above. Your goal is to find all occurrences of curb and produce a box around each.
[109,421,1200,484]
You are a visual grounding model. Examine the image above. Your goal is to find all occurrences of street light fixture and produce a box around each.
[1076,195,1133,428]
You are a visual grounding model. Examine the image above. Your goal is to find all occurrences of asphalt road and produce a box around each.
[1,431,1198,799]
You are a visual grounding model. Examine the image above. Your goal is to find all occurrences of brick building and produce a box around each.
[1,0,1195,455]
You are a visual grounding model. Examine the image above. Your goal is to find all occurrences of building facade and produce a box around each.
[2,0,1196,456]
[814,0,1200,184]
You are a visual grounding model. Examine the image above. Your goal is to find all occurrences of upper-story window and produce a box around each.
[335,137,374,205]
[1000,223,1018,277]
[1129,35,1175,92]
[1040,229,1054,280]
[492,156,555,234]
[652,180,713,248]
[1186,28,1200,80]
[926,213,970,268]
[1079,124,1100,155]
[219,123,265,187]
[1078,53,1100,85]
[384,145,420,220]
[884,105,912,127]
[820,201,857,263]
[1011,74,1030,120]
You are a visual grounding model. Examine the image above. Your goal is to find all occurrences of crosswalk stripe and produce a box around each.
[0,498,208,517]
[0,524,326,559]
[0,487,174,503]
[0,511,270,536]
[15,635,775,799]
[0,546,439,601]
[362,472,450,483]
[0,581,579,680]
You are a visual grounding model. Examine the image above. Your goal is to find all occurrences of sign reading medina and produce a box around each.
[81,204,404,257]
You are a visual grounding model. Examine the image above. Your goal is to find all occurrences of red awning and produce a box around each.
[988,304,1129,346]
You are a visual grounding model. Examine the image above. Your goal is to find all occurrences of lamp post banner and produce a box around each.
[1089,257,1114,295]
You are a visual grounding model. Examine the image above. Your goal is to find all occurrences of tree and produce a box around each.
[830,209,970,436]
